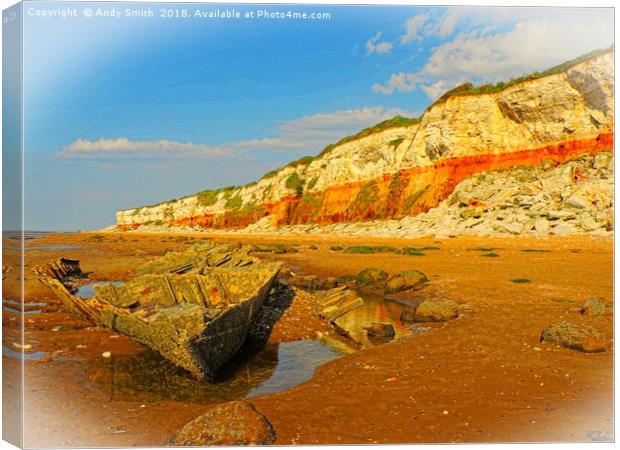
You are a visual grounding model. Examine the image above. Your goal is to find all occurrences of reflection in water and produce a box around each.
[2,347,49,360]
[23,244,81,251]
[2,299,48,315]
[76,281,124,299]
[87,340,339,404]
[333,291,416,347]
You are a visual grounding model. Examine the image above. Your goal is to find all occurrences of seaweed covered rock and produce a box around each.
[581,298,606,316]
[364,322,395,338]
[172,401,276,446]
[384,269,428,294]
[540,322,606,353]
[414,299,459,322]
[288,275,339,291]
[399,309,417,323]
[356,268,389,288]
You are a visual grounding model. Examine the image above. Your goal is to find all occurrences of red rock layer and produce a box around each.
[158,133,612,230]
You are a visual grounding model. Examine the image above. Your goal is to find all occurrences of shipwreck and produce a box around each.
[35,243,281,381]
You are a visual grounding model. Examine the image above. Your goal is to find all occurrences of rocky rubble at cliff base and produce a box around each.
[108,152,613,238]
[303,153,608,237]
[198,152,614,238]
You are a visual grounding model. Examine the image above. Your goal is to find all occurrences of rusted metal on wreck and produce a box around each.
[35,243,281,381]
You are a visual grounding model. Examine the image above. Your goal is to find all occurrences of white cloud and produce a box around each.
[58,107,420,160]
[375,8,613,99]
[366,32,393,55]
[229,106,418,150]
[372,72,421,95]
[422,14,613,81]
[428,8,468,38]
[419,79,463,101]
[400,14,429,44]
[58,138,231,159]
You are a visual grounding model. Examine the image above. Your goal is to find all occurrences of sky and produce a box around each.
[14,2,614,230]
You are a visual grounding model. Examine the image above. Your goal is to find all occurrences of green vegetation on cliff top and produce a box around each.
[430,47,612,108]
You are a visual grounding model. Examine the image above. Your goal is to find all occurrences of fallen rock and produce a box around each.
[460,207,483,219]
[414,299,459,322]
[288,275,339,291]
[314,286,364,321]
[399,309,417,323]
[547,210,576,221]
[356,268,389,288]
[564,194,591,209]
[592,152,612,170]
[581,298,606,316]
[172,401,276,446]
[288,275,321,290]
[364,322,395,338]
[384,270,428,294]
[323,277,339,290]
[493,221,523,235]
[534,218,550,233]
[540,322,606,353]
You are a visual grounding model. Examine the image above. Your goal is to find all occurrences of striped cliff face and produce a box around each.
[116,51,614,231]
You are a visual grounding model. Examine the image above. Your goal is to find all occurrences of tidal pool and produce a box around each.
[76,281,124,299]
[2,299,48,315]
[87,339,340,404]
[2,347,49,361]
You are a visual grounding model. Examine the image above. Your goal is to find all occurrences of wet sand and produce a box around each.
[2,231,613,447]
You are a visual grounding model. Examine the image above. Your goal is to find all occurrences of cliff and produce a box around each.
[115,50,614,233]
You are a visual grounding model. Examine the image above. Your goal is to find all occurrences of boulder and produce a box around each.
[460,207,483,219]
[547,210,576,221]
[384,270,428,294]
[323,277,339,290]
[414,299,459,322]
[364,322,395,338]
[172,401,276,446]
[534,217,550,233]
[592,152,612,169]
[564,195,591,209]
[540,322,606,353]
[288,275,321,290]
[314,286,364,321]
[399,309,417,323]
[288,275,338,291]
[493,221,523,235]
[356,268,389,288]
[581,298,606,316]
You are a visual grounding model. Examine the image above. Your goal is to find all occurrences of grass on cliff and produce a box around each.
[196,186,238,207]
[285,171,304,195]
[430,47,612,107]
[318,115,421,158]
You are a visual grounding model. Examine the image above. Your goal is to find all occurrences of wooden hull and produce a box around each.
[35,244,281,380]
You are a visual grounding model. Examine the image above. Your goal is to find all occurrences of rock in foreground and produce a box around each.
[399,309,417,323]
[414,299,459,322]
[314,286,364,322]
[581,298,606,316]
[172,401,276,446]
[364,322,396,338]
[384,269,428,294]
[356,268,389,288]
[540,322,606,353]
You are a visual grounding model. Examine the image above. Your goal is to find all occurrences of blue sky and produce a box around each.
[19,2,613,230]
